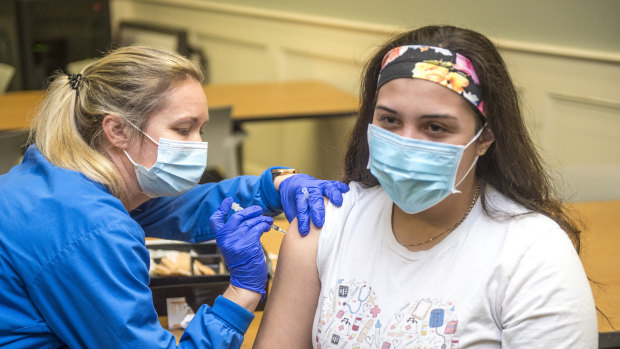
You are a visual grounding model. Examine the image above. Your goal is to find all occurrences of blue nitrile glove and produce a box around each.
[279,174,350,236]
[209,197,272,295]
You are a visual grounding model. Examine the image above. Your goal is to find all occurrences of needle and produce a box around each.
[231,202,287,234]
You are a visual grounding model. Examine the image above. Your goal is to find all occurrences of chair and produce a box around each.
[117,21,209,82]
[0,130,28,175]
[200,106,245,181]
[600,331,620,349]
[0,62,15,93]
[0,63,25,174]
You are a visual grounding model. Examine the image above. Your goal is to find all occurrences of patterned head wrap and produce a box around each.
[378,45,485,116]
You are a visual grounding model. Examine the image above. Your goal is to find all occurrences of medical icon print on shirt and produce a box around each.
[316,279,459,349]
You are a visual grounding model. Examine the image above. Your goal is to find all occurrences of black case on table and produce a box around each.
[147,240,272,315]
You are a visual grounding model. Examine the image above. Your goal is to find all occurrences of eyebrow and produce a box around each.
[419,114,458,120]
[374,105,459,120]
[375,105,397,114]
[174,116,204,125]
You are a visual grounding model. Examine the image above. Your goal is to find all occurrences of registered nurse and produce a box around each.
[0,46,348,348]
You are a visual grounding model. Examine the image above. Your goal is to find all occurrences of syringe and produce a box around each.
[231,202,287,234]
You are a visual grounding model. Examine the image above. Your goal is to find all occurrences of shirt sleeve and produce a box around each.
[179,296,254,348]
[26,222,254,349]
[500,224,598,348]
[130,167,284,243]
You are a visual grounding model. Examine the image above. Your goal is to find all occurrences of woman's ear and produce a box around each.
[101,115,130,149]
[477,127,495,156]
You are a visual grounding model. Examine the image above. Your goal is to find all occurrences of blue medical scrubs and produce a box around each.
[0,145,284,348]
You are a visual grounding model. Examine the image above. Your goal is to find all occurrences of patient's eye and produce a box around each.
[381,115,397,124]
[428,123,446,133]
[374,113,402,130]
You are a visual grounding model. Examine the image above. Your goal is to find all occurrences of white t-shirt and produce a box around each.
[312,182,597,349]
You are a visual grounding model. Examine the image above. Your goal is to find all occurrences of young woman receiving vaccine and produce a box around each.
[255,25,597,348]
[0,46,348,348]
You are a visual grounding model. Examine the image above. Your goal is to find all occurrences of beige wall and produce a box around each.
[110,0,620,202]
[203,0,620,55]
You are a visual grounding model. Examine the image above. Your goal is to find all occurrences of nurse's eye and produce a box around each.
[176,128,191,136]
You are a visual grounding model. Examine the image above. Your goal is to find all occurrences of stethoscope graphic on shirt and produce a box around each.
[346,285,372,314]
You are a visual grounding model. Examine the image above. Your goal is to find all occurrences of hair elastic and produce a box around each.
[67,73,84,95]
[378,45,485,116]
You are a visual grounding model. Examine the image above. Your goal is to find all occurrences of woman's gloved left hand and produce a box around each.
[209,197,272,295]
[279,174,349,236]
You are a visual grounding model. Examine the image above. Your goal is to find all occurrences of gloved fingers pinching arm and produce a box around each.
[299,186,323,237]
[321,180,349,206]
[278,174,350,236]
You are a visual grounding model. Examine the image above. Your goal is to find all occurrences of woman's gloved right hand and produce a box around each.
[209,197,272,295]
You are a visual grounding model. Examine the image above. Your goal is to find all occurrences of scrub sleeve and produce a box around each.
[131,167,285,242]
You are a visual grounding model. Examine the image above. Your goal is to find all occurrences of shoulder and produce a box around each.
[346,181,384,202]
[325,182,385,221]
[0,151,142,283]
[318,182,381,242]
[2,146,130,232]
[477,191,596,344]
[484,185,530,216]
[483,185,566,239]
[474,186,579,268]
[493,207,597,345]
[316,182,388,263]
[262,184,383,270]
[480,188,582,281]
[278,184,382,276]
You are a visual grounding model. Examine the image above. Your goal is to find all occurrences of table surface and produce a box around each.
[568,200,620,332]
[203,80,358,122]
[0,90,44,132]
[0,80,358,132]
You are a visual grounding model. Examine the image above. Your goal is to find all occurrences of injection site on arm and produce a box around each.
[231,202,286,234]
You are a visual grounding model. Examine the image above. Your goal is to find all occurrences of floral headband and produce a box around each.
[377,45,485,116]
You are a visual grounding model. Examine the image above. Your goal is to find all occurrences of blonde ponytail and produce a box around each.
[29,46,203,199]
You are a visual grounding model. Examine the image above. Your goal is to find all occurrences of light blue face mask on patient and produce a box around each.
[123,123,208,198]
[367,123,484,214]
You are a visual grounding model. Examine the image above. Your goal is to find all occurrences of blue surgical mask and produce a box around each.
[367,123,483,214]
[123,124,208,198]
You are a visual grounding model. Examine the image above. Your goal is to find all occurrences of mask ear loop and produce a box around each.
[123,150,142,168]
[122,118,160,146]
[122,118,159,170]
[366,123,374,170]
[452,125,487,193]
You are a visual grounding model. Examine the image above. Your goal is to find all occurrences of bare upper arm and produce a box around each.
[254,215,323,348]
